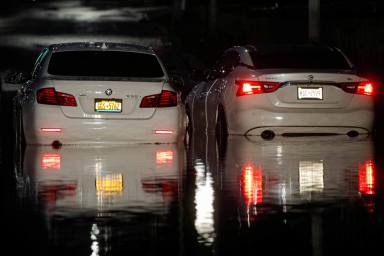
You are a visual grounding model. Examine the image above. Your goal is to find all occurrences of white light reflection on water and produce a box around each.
[90,224,100,256]
[299,161,324,197]
[194,159,216,246]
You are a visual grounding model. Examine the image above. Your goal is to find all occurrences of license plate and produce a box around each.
[96,174,123,193]
[298,87,323,100]
[95,99,122,112]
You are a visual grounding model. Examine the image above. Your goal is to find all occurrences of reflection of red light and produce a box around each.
[242,164,263,205]
[41,153,61,170]
[38,182,77,205]
[155,130,173,134]
[142,178,177,204]
[41,128,62,132]
[142,179,176,193]
[156,150,174,165]
[359,160,375,195]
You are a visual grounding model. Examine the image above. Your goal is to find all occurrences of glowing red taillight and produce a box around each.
[357,82,374,96]
[37,87,77,106]
[236,80,280,96]
[341,81,374,96]
[140,90,177,108]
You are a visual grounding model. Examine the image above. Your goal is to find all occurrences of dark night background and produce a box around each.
[1,1,384,256]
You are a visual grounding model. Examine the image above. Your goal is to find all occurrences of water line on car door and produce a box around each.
[205,79,219,135]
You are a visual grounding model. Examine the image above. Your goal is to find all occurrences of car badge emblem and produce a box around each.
[105,88,112,96]
[308,75,314,83]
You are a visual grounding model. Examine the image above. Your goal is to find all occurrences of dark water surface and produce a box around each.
[2,133,384,256]
[1,1,384,255]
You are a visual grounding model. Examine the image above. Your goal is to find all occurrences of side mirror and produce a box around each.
[169,74,184,90]
[190,68,208,82]
[206,68,220,81]
[4,70,30,84]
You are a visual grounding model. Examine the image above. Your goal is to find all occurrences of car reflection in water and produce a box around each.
[18,144,185,255]
[14,134,378,256]
[224,136,375,219]
[186,134,376,255]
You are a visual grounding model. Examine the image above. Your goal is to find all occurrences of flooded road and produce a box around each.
[1,1,384,255]
[2,134,384,256]
[13,144,185,255]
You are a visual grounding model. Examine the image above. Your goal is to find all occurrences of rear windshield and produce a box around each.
[47,51,164,78]
[249,46,352,70]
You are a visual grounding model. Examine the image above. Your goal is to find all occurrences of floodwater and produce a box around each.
[2,1,384,255]
[2,134,384,256]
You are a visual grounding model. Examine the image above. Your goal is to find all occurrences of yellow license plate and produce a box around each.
[95,99,122,112]
[96,174,123,193]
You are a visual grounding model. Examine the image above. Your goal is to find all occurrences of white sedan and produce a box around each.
[185,44,375,140]
[14,42,186,145]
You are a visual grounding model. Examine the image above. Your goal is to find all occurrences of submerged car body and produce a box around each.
[15,42,186,145]
[185,44,374,139]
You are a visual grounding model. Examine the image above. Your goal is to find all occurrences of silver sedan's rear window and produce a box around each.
[47,51,164,78]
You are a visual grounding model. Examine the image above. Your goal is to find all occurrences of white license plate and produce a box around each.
[298,87,323,100]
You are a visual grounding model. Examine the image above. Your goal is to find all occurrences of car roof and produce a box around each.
[49,42,155,54]
[243,43,340,53]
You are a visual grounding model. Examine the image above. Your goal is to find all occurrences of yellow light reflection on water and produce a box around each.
[96,174,123,195]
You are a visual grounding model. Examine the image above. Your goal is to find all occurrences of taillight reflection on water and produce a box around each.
[156,150,174,166]
[359,160,375,196]
[41,153,61,170]
[242,164,263,205]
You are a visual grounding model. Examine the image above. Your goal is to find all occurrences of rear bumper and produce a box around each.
[23,106,186,145]
[228,109,374,136]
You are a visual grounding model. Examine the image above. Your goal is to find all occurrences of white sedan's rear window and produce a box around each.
[48,51,164,78]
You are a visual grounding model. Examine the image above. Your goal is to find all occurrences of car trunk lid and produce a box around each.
[257,72,360,109]
[50,79,164,119]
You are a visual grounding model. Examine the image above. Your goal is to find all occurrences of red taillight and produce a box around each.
[140,90,177,108]
[341,81,374,96]
[357,82,374,96]
[37,87,77,106]
[236,80,280,96]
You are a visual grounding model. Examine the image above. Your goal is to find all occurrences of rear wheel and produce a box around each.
[13,98,25,149]
[184,108,193,147]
